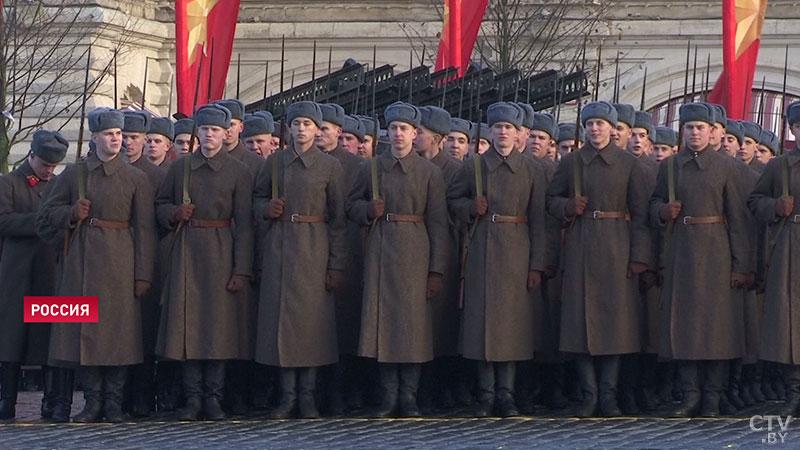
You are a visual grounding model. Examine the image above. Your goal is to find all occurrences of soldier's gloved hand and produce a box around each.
[71,199,91,223]
[638,271,658,293]
[325,269,344,293]
[470,196,488,217]
[730,272,750,289]
[627,261,649,279]
[658,201,682,222]
[527,270,543,291]
[564,196,588,218]
[745,272,757,290]
[134,280,151,298]
[226,275,249,293]
[367,199,386,220]
[543,266,557,280]
[776,195,794,218]
[171,203,196,223]
[265,198,286,219]
[426,273,443,300]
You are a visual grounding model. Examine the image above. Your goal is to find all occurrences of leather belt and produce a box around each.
[384,214,424,222]
[679,215,724,225]
[279,214,327,224]
[483,214,527,224]
[792,214,800,224]
[88,218,129,229]
[586,210,628,220]
[187,219,231,228]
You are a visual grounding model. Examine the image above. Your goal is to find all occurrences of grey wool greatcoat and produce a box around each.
[0,161,58,364]
[430,149,463,357]
[155,150,254,361]
[35,153,156,367]
[324,146,365,355]
[129,156,167,355]
[253,145,347,367]
[649,147,751,360]
[748,149,800,365]
[740,158,763,364]
[347,150,449,364]
[448,147,547,362]
[547,143,652,356]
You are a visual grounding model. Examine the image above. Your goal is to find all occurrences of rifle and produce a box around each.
[236,53,241,99]
[142,56,149,110]
[458,50,486,309]
[691,46,698,101]
[207,38,215,103]
[65,43,92,257]
[780,45,789,154]
[311,40,317,102]
[593,43,602,102]
[612,52,620,102]
[683,41,691,104]
[278,35,286,151]
[113,47,118,109]
[640,67,647,111]
[263,60,269,109]
[758,76,767,126]
[703,54,710,102]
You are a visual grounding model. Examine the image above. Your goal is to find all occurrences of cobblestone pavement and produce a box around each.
[0,392,795,449]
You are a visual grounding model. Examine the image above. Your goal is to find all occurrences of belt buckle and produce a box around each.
[491,213,499,223]
[290,213,299,223]
[682,216,693,225]
[385,213,395,222]
[88,218,97,227]
[793,214,800,224]
[592,210,601,220]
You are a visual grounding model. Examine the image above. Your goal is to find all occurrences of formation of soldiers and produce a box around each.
[1,86,799,424]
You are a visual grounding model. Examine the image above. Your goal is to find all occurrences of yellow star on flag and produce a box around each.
[186,0,221,65]
[734,0,768,59]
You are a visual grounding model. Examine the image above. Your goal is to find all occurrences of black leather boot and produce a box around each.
[474,361,494,417]
[547,363,569,410]
[130,358,154,418]
[495,362,519,417]
[597,356,622,417]
[51,368,74,423]
[657,362,676,405]
[762,362,778,401]
[155,361,178,412]
[225,360,249,416]
[298,367,320,419]
[699,361,723,417]
[779,365,800,417]
[370,363,398,418]
[636,355,659,411]
[178,361,203,421]
[103,367,127,423]
[398,364,422,418]
[328,362,347,416]
[203,361,226,421]
[40,365,55,419]
[750,363,767,403]
[73,367,103,423]
[668,361,700,418]
[270,368,297,419]
[0,362,20,420]
[573,355,597,418]
[727,360,745,409]
[617,355,638,416]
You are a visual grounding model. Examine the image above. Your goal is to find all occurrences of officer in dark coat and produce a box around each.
[650,103,753,418]
[0,131,68,421]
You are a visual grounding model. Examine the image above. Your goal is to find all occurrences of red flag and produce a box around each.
[175,0,240,115]
[435,0,488,77]
[707,0,768,120]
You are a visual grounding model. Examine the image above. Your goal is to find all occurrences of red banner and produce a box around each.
[435,0,488,77]
[707,0,768,120]
[24,297,99,323]
[176,0,241,115]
